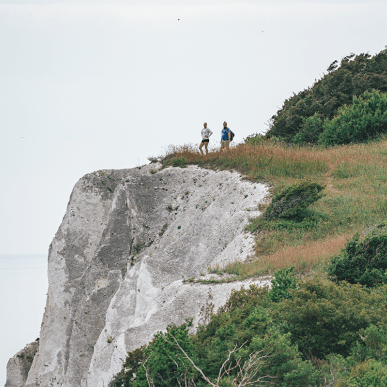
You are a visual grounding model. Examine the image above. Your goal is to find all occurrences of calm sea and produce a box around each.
[0,254,48,386]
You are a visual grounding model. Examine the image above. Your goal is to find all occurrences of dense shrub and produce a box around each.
[293,113,324,145]
[266,48,387,143]
[192,286,318,385]
[337,360,387,387]
[349,325,387,364]
[263,182,325,221]
[318,90,387,145]
[269,265,298,303]
[110,322,199,387]
[243,132,266,145]
[272,279,387,360]
[328,224,387,287]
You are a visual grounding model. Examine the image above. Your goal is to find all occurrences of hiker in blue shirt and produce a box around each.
[220,121,231,150]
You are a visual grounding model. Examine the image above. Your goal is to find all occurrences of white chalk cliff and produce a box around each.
[5,164,269,387]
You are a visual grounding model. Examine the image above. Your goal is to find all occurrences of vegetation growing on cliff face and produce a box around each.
[111,272,387,387]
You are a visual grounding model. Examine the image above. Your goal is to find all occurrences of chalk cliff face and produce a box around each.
[5,164,269,387]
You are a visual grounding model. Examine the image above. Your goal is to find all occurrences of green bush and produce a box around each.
[166,157,187,168]
[263,182,325,221]
[243,132,266,145]
[348,325,387,364]
[266,48,387,143]
[272,279,387,359]
[193,286,315,386]
[337,360,387,387]
[328,224,387,287]
[319,90,387,145]
[270,265,298,302]
[109,347,146,387]
[109,322,199,387]
[293,113,324,145]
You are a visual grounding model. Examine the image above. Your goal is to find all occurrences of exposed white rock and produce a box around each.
[6,164,269,387]
[5,341,39,387]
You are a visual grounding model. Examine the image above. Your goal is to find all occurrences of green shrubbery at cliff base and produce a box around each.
[110,278,387,387]
[262,48,387,145]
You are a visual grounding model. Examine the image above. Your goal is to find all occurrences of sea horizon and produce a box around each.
[0,254,48,386]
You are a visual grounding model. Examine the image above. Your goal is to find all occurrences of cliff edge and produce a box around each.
[5,164,269,387]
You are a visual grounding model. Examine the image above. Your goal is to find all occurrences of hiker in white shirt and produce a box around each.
[199,122,213,155]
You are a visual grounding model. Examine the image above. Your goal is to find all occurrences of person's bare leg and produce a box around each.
[199,142,204,155]
[204,142,209,155]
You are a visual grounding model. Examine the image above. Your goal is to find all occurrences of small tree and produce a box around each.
[293,113,324,145]
[270,266,298,303]
[328,224,387,287]
[263,182,325,221]
[156,336,276,387]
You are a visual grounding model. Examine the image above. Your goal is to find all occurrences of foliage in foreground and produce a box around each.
[329,224,387,287]
[110,272,387,387]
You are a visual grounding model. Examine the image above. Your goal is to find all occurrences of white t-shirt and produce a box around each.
[201,127,213,140]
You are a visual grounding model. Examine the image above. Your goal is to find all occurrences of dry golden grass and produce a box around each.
[162,136,387,175]
[250,233,349,274]
[163,141,329,165]
[157,136,387,277]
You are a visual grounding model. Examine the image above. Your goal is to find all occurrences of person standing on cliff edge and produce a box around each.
[199,122,213,155]
[220,121,231,150]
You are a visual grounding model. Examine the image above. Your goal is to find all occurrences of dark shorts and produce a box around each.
[201,139,209,143]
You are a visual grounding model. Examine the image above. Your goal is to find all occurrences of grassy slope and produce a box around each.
[158,137,387,279]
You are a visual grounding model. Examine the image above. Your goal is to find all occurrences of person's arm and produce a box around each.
[208,129,213,137]
[228,129,231,141]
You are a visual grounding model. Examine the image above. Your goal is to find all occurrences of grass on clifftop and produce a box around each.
[153,136,387,278]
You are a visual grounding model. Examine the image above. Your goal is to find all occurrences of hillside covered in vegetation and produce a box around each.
[265,48,387,145]
[110,48,387,386]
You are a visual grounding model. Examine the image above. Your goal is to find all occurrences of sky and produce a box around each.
[0,0,386,254]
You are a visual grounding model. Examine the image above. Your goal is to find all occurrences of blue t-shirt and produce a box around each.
[221,128,230,141]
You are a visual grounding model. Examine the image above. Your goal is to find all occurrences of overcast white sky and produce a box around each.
[0,0,386,254]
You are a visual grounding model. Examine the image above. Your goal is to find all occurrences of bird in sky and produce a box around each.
[178,19,180,21]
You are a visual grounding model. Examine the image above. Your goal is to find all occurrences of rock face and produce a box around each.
[5,341,39,387]
[6,164,269,387]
